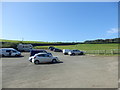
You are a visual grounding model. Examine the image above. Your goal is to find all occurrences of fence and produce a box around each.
[84,49,120,55]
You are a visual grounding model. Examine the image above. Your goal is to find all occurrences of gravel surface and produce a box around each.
[2,50,118,88]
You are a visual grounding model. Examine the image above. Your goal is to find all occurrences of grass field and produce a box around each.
[1,39,54,44]
[34,44,118,50]
[1,39,119,54]
[1,39,118,51]
[34,44,119,55]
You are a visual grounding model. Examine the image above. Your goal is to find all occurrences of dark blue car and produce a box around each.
[53,48,62,52]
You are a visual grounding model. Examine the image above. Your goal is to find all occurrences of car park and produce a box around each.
[68,49,84,56]
[53,48,62,52]
[29,49,52,62]
[63,49,71,55]
[31,53,59,64]
[0,48,21,57]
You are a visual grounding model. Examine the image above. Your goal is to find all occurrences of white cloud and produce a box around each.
[107,28,118,34]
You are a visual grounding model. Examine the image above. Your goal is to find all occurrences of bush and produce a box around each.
[33,46,49,49]
[2,42,18,49]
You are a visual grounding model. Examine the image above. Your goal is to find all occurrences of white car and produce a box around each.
[29,49,52,62]
[68,49,84,56]
[17,44,33,52]
[31,53,59,64]
[0,48,21,57]
[63,49,71,55]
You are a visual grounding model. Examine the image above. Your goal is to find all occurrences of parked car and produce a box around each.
[53,48,62,52]
[68,49,84,56]
[63,49,71,55]
[17,44,33,52]
[49,47,55,51]
[0,48,21,57]
[31,53,59,64]
[29,49,52,62]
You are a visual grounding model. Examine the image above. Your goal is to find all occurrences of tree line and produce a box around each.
[83,38,120,44]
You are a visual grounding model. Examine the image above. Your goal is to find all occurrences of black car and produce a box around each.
[53,48,62,52]
[30,49,47,56]
[49,47,55,51]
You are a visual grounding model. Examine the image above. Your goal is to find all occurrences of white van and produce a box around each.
[17,44,33,52]
[0,48,21,57]
[63,49,71,55]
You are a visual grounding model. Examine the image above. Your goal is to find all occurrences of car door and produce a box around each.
[6,50,11,56]
[73,50,77,54]
[76,50,80,55]
[37,54,50,63]
[44,54,52,62]
[74,50,79,55]
[37,54,45,63]
[11,50,17,56]
[41,54,51,62]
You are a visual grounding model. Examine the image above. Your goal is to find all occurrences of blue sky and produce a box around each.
[2,2,118,42]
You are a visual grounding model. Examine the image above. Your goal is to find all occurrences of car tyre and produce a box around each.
[80,52,83,55]
[29,59,32,62]
[72,53,75,56]
[34,60,40,65]
[52,59,57,63]
[15,54,18,57]
[78,52,83,55]
[2,54,5,57]
[64,53,68,55]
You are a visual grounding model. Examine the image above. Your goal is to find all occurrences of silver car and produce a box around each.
[31,53,59,64]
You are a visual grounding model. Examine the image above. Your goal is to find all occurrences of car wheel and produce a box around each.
[80,52,83,55]
[2,54,4,57]
[78,52,83,55]
[72,53,75,56]
[29,59,32,62]
[52,59,57,63]
[15,54,18,57]
[34,60,40,65]
[64,53,67,55]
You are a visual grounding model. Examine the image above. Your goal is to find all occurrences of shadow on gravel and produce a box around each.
[1,55,24,58]
[36,61,63,65]
[70,54,85,56]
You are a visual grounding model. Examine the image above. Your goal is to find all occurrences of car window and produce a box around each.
[45,54,50,57]
[6,50,11,52]
[12,50,17,53]
[37,54,46,57]
[44,51,47,53]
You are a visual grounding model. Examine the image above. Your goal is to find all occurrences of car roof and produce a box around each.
[0,48,15,50]
[34,53,48,55]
